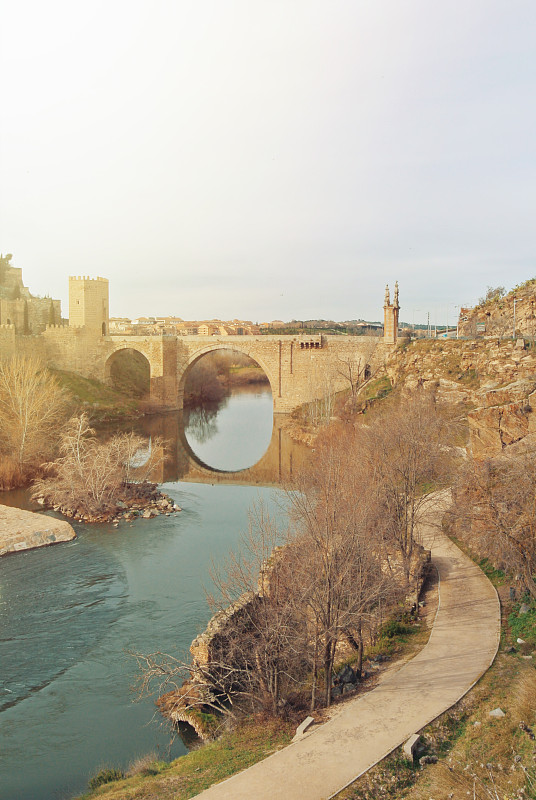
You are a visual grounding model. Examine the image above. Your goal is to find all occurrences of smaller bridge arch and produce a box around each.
[105,346,151,398]
[102,335,179,406]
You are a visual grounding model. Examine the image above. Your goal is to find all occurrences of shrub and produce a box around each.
[87,767,124,791]
[379,620,414,639]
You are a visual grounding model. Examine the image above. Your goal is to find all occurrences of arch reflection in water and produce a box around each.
[184,387,273,472]
[138,388,310,486]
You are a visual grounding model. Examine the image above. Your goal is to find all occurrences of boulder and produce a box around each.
[338,665,357,685]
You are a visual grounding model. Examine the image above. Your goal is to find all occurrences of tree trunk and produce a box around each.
[324,639,335,707]
[356,621,364,680]
[522,562,536,598]
[310,627,319,712]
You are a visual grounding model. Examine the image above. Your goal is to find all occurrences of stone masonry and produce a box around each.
[0,272,398,414]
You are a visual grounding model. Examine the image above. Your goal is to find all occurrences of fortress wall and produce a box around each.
[0,325,17,359]
[0,328,47,362]
[28,297,62,331]
[41,326,107,377]
[0,299,26,331]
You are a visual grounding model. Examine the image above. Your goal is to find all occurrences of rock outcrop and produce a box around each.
[458,281,536,339]
[0,504,75,556]
[385,339,536,459]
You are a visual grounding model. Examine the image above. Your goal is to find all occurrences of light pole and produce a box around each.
[454,305,459,339]
[513,297,517,340]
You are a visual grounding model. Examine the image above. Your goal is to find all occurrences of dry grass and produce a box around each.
[510,670,536,723]
[0,455,27,490]
[125,753,161,779]
[77,716,294,800]
[406,660,536,800]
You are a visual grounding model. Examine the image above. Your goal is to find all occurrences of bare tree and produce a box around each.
[355,392,454,589]
[33,413,164,516]
[306,357,336,427]
[0,355,69,475]
[206,503,309,716]
[456,448,536,597]
[336,340,376,407]
[133,503,310,722]
[289,429,396,707]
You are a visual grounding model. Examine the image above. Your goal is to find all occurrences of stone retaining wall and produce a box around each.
[0,504,76,556]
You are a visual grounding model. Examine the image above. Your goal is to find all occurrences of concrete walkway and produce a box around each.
[193,491,501,800]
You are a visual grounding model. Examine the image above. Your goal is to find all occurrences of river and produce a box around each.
[0,385,307,800]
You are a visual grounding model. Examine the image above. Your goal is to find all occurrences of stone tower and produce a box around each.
[383,282,399,344]
[69,276,109,335]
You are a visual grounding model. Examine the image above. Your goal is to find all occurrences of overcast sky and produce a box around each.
[1,1,535,325]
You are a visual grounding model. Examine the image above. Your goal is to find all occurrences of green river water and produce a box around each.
[0,386,305,800]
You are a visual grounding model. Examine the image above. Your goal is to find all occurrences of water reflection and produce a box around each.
[132,386,309,485]
[182,402,221,444]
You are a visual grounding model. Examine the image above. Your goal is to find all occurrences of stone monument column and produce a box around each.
[383,282,399,344]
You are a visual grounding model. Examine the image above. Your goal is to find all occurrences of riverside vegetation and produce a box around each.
[6,296,536,798]
[78,311,536,800]
[0,351,267,520]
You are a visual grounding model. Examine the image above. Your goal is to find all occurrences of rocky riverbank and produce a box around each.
[34,481,182,524]
[0,504,76,556]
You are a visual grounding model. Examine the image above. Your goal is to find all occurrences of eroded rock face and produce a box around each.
[385,340,536,460]
[157,682,218,740]
[189,592,257,670]
[468,402,530,459]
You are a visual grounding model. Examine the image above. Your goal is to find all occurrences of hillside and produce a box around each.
[458,279,536,338]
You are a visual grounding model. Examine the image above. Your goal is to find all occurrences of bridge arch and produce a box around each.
[178,343,276,407]
[105,346,151,398]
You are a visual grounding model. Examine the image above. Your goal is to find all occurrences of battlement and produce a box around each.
[45,323,68,330]
[0,323,15,329]
[69,276,109,283]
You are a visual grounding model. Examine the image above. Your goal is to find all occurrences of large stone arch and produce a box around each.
[177,342,275,407]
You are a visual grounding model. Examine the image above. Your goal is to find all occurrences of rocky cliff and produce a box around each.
[385,338,536,458]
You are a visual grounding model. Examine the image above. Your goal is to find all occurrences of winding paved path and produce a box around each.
[193,491,501,800]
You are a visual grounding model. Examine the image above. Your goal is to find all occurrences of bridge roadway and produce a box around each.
[191,491,500,800]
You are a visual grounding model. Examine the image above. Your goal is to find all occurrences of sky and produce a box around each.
[1,1,535,325]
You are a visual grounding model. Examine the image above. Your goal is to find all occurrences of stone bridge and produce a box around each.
[55,332,389,414]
